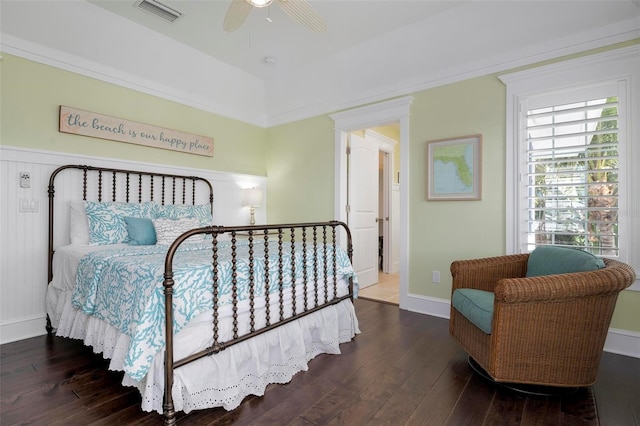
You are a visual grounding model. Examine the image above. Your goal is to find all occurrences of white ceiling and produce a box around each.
[2,1,639,127]
[89,0,467,80]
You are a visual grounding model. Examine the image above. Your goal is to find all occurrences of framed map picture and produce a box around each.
[426,134,482,200]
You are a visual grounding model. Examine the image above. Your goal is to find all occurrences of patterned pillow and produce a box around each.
[156,203,213,226]
[153,217,205,246]
[85,201,157,245]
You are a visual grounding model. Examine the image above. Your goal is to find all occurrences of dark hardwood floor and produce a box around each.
[1,299,639,425]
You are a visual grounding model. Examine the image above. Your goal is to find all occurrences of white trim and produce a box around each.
[3,0,639,129]
[0,145,269,229]
[402,294,451,320]
[6,294,637,357]
[604,328,640,358]
[329,97,414,132]
[331,96,412,309]
[499,45,640,93]
[627,280,640,292]
[403,296,640,358]
[500,45,640,290]
[0,146,269,344]
[364,130,398,152]
[0,314,47,344]
[0,145,266,184]
[1,33,267,127]
[265,19,640,127]
[365,130,397,273]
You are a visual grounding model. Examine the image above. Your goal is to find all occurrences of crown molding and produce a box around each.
[0,0,267,127]
[2,0,638,129]
[330,96,413,131]
[266,18,640,127]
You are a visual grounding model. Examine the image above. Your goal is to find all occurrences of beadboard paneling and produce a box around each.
[0,146,266,344]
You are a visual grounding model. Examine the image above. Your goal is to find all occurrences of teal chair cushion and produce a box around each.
[526,246,605,277]
[452,288,494,334]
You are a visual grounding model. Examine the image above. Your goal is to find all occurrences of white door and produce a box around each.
[348,133,379,288]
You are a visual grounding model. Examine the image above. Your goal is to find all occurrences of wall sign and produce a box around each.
[59,106,213,157]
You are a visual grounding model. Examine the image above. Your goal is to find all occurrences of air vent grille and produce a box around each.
[136,0,182,23]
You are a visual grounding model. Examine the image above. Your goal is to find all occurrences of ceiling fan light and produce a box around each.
[247,0,273,8]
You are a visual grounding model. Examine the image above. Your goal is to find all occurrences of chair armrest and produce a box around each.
[495,259,636,303]
[450,254,528,293]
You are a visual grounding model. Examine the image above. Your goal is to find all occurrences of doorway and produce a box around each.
[329,96,412,309]
[344,129,397,290]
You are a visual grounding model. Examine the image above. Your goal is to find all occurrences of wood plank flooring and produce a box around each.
[2,299,639,425]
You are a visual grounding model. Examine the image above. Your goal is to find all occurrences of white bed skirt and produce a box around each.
[47,286,360,413]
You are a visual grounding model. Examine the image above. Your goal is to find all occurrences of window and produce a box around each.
[525,92,619,256]
[501,45,639,285]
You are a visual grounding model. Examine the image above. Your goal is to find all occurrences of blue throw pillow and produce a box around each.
[526,246,605,277]
[124,217,157,245]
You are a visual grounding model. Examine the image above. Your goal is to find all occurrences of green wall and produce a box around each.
[265,47,639,333]
[409,75,506,299]
[0,54,267,175]
[2,46,638,333]
[266,75,508,303]
[265,115,336,223]
[612,292,640,332]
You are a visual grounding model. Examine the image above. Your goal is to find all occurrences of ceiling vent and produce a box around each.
[135,0,182,23]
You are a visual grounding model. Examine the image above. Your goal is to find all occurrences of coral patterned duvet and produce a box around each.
[71,240,357,381]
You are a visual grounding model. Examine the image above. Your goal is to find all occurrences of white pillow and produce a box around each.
[153,217,204,246]
[156,203,213,226]
[69,201,90,245]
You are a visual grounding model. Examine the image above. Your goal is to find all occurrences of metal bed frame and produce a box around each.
[47,165,355,425]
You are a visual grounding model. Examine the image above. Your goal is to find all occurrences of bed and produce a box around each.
[45,164,360,425]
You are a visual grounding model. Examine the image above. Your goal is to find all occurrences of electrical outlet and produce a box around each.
[19,171,31,188]
[432,270,441,283]
[19,198,39,213]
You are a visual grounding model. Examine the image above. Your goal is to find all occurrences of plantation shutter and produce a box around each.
[522,84,620,256]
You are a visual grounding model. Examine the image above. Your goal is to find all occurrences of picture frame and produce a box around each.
[426,134,482,201]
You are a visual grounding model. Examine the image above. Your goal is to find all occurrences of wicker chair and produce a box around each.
[449,254,636,389]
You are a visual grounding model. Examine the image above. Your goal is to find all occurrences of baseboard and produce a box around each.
[401,292,451,319]
[402,293,640,359]
[604,328,640,358]
[0,314,48,345]
[4,298,639,358]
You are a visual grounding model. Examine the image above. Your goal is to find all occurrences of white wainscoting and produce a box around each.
[0,146,267,344]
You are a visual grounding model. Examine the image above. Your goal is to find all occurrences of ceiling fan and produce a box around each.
[223,0,326,33]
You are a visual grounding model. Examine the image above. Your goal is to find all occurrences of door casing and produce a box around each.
[330,96,412,308]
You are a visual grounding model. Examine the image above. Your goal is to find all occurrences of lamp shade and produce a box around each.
[242,187,263,208]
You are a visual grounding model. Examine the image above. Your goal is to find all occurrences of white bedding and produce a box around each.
[46,244,360,413]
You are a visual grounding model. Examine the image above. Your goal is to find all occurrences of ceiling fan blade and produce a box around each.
[276,0,326,32]
[223,0,254,32]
